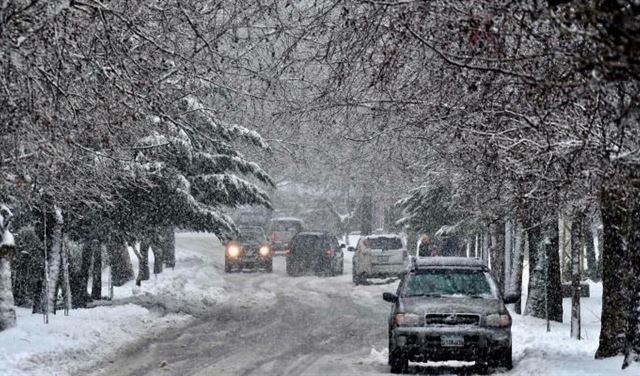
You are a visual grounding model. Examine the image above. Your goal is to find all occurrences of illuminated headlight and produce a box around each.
[259,245,270,256]
[485,314,511,327]
[227,245,241,258]
[394,313,423,327]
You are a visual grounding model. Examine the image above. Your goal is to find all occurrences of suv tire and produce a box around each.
[488,348,512,370]
[265,260,273,273]
[224,261,232,273]
[389,349,408,374]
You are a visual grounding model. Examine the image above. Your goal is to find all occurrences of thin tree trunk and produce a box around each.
[91,242,102,300]
[512,218,525,314]
[596,185,628,358]
[546,220,563,322]
[622,178,640,368]
[0,254,16,331]
[46,207,64,315]
[60,238,71,315]
[505,220,513,293]
[584,222,596,281]
[526,221,546,318]
[490,221,505,291]
[152,243,163,275]
[571,211,583,340]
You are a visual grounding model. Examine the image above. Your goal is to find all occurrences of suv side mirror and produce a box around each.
[503,293,520,305]
[347,246,355,252]
[339,243,346,249]
[382,292,398,303]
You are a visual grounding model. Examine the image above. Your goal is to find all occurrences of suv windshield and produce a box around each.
[238,228,266,242]
[403,269,497,298]
[364,237,402,249]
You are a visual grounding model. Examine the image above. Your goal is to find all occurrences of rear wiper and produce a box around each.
[469,295,487,299]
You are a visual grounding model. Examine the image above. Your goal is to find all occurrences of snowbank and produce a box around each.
[0,232,225,376]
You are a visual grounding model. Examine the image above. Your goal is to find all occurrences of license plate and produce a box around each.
[377,255,389,262]
[441,335,464,347]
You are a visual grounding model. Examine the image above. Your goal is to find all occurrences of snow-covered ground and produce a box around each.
[0,232,638,375]
[0,232,226,376]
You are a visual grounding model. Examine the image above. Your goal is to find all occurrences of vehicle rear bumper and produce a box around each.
[391,326,511,362]
[366,263,405,277]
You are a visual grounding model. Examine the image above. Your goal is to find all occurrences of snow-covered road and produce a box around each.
[88,232,395,376]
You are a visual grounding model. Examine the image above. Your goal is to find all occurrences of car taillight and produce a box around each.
[284,248,290,256]
[324,248,333,257]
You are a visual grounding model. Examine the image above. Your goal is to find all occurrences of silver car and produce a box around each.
[352,234,408,285]
[382,257,518,373]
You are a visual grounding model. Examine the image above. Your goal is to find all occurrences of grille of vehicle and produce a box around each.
[424,313,480,326]
[243,245,258,256]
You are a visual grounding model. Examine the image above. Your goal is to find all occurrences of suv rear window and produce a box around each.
[364,237,402,250]
[270,220,303,232]
[292,235,326,251]
[403,269,497,298]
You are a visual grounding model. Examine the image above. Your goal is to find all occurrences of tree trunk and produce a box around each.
[570,211,583,340]
[490,221,505,292]
[525,221,546,318]
[91,242,102,300]
[358,195,373,236]
[0,254,16,331]
[71,240,94,308]
[135,242,150,286]
[60,238,71,315]
[162,229,176,269]
[152,244,163,275]
[109,237,134,286]
[546,221,563,323]
[584,222,596,281]
[512,218,525,314]
[46,207,64,315]
[622,178,640,368]
[504,220,513,293]
[596,185,628,358]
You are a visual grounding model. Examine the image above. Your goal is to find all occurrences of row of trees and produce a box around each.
[252,0,640,369]
[0,1,279,329]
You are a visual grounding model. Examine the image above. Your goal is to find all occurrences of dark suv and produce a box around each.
[286,232,344,276]
[224,226,272,273]
[382,257,518,373]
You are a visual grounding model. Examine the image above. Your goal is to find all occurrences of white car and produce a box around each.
[352,234,408,285]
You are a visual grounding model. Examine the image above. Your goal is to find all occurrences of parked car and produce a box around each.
[382,257,518,373]
[224,226,272,273]
[352,234,408,285]
[267,217,304,255]
[286,231,344,276]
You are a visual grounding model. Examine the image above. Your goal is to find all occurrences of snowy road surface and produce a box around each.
[88,232,395,376]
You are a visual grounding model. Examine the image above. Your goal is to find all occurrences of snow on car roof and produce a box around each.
[363,233,401,239]
[270,217,303,222]
[413,256,486,268]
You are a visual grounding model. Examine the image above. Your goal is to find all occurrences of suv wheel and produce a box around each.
[389,349,408,374]
[224,260,232,273]
[488,347,512,370]
[265,260,273,273]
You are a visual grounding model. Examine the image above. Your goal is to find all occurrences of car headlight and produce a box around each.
[485,314,511,327]
[394,313,423,327]
[259,245,270,256]
[227,245,241,258]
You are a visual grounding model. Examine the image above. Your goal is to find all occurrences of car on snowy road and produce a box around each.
[224,226,273,273]
[267,217,304,255]
[382,257,519,373]
[285,231,344,276]
[352,234,408,285]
